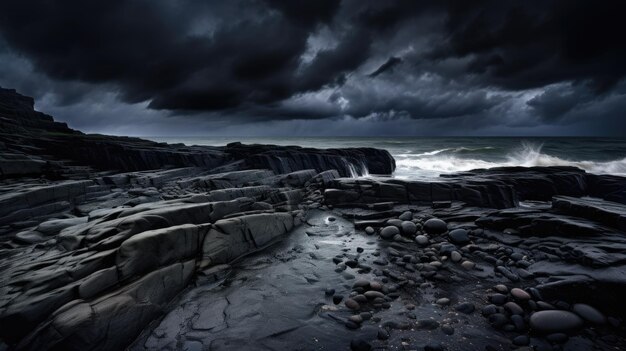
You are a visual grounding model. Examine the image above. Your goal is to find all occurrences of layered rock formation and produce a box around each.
[1,87,626,351]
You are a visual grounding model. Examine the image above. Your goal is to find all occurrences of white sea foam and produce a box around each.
[393,142,626,179]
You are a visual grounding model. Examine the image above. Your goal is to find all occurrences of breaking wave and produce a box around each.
[394,142,626,179]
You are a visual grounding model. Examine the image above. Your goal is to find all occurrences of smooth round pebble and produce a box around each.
[504,301,524,315]
[572,303,606,324]
[365,226,375,235]
[436,297,450,306]
[399,211,413,221]
[369,281,383,291]
[451,251,462,262]
[415,235,429,245]
[380,226,400,240]
[448,228,469,244]
[495,284,508,293]
[490,293,508,306]
[511,288,531,301]
[454,302,475,314]
[423,218,448,235]
[461,260,475,270]
[345,298,361,310]
[401,221,417,235]
[529,310,584,334]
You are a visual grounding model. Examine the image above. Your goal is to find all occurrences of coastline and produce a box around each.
[1,87,626,350]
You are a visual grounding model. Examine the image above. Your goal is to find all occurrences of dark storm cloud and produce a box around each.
[368,57,403,78]
[0,0,624,135]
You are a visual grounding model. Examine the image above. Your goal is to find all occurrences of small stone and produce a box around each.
[436,297,450,306]
[529,310,584,334]
[364,291,385,299]
[511,314,526,331]
[401,221,417,235]
[572,303,606,324]
[369,281,383,290]
[333,295,343,304]
[423,218,447,235]
[454,302,475,314]
[353,294,368,303]
[345,298,360,310]
[504,301,524,315]
[365,226,375,235]
[510,288,531,301]
[386,219,403,227]
[494,284,508,293]
[461,260,475,270]
[399,211,413,221]
[345,260,358,268]
[353,279,370,289]
[377,328,390,340]
[490,293,508,306]
[441,325,455,335]
[415,235,429,245]
[349,315,363,324]
[356,247,364,253]
[380,226,400,240]
[482,304,498,316]
[450,251,462,262]
[448,228,469,245]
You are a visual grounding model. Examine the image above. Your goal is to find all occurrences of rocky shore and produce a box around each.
[1,87,625,351]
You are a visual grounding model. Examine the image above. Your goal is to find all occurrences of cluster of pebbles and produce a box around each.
[482,285,614,348]
[320,209,619,351]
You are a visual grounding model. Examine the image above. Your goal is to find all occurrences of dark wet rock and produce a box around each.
[454,302,475,314]
[415,234,429,245]
[489,294,508,306]
[572,303,606,324]
[423,218,448,235]
[435,297,450,306]
[3,88,626,351]
[461,260,476,270]
[401,221,417,235]
[529,310,584,334]
[345,298,361,310]
[201,212,296,268]
[380,226,400,240]
[504,302,524,315]
[399,211,413,221]
[510,288,531,301]
[448,228,469,245]
[416,319,440,330]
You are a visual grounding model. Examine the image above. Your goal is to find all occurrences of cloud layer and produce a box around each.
[0,0,625,136]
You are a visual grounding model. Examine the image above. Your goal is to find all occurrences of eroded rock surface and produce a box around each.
[1,88,626,351]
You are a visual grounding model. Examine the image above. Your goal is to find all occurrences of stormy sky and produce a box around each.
[1,0,625,136]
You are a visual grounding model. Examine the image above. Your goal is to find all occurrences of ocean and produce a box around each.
[146,137,626,180]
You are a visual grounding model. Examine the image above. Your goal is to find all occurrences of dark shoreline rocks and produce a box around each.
[1,87,626,350]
